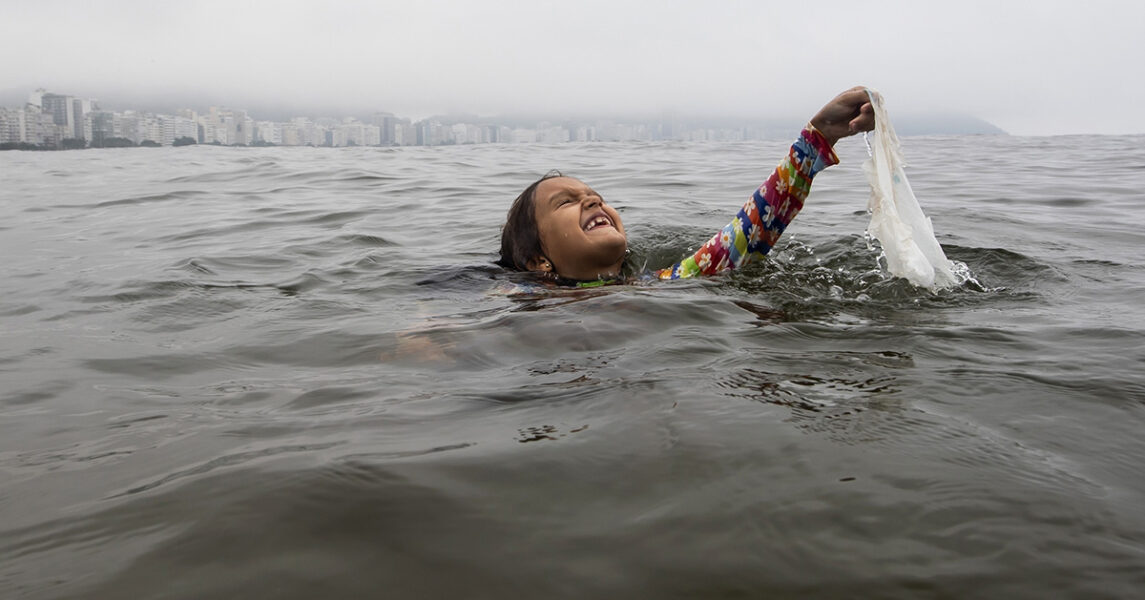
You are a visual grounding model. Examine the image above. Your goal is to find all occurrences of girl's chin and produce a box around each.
[585,231,626,248]
[586,230,622,241]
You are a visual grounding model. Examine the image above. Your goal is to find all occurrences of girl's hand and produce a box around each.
[810,86,876,146]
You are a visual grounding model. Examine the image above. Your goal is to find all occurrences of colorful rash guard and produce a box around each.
[654,125,838,280]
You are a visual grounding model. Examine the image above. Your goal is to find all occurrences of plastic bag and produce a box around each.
[862,89,956,290]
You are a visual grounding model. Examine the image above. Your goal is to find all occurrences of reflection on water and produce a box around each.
[3,135,1145,598]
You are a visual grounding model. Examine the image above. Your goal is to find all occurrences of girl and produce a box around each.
[497,87,876,285]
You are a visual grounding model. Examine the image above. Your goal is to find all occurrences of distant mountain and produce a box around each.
[429,112,1007,138]
[890,114,1007,136]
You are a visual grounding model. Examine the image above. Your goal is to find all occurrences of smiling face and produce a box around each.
[531,177,627,281]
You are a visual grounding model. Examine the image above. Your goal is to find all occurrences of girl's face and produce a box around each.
[531,177,627,280]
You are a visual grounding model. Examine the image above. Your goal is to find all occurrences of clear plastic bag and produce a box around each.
[862,89,956,289]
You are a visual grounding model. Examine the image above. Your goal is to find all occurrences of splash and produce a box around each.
[862,89,956,290]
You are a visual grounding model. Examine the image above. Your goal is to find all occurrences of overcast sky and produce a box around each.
[3,0,1142,135]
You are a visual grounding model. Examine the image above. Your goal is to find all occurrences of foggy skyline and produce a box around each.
[3,0,1142,137]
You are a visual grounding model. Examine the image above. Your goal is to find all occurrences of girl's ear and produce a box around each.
[526,256,553,272]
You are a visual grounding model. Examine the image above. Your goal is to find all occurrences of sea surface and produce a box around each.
[2,133,1144,599]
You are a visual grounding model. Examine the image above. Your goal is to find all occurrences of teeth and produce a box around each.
[586,216,610,231]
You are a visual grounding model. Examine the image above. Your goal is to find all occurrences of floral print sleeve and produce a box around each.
[656,126,839,279]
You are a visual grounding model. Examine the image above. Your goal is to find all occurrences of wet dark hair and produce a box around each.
[497,170,563,271]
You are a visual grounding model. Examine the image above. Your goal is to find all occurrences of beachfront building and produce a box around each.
[0,107,29,144]
[0,105,67,146]
[254,120,281,145]
[89,111,115,146]
[4,87,816,150]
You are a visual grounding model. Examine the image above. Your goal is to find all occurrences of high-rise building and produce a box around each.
[40,94,73,129]
[363,124,381,146]
[173,116,198,142]
[89,111,115,146]
[371,112,398,145]
[0,107,25,143]
[225,109,249,145]
[254,121,281,144]
[280,123,300,146]
[116,112,143,143]
[34,92,93,143]
[397,120,415,146]
[71,98,85,139]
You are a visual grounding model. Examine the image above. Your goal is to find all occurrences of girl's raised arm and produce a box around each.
[656,88,872,280]
[656,126,836,279]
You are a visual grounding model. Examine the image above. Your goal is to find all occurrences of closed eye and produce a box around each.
[551,191,605,207]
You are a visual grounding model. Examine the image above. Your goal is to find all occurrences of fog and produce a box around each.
[3,0,1142,135]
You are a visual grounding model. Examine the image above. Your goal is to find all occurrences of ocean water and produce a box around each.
[2,134,1144,599]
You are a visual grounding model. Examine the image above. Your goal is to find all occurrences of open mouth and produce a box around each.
[583,213,615,232]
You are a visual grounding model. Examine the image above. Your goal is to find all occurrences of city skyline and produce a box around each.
[1,86,1008,150]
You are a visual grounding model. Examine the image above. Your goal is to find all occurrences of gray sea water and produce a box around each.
[2,134,1145,599]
